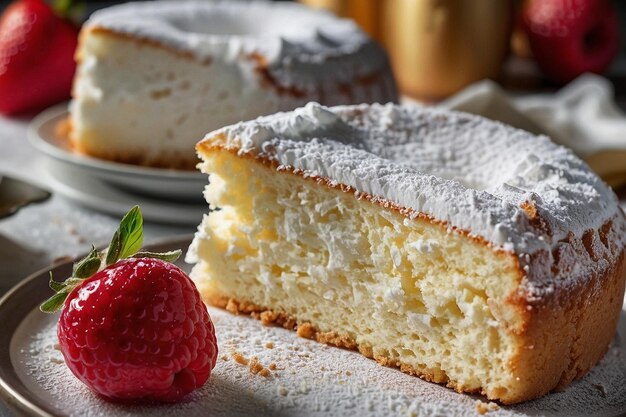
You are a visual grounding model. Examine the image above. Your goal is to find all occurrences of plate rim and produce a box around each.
[42,161,206,226]
[27,104,205,181]
[0,235,194,417]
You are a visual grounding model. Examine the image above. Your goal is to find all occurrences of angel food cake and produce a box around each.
[68,1,397,169]
[186,103,626,404]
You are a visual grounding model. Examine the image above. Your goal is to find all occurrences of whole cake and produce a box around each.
[186,103,626,404]
[69,1,397,169]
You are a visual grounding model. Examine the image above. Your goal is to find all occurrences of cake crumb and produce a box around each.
[249,357,263,374]
[259,311,278,325]
[249,356,270,378]
[269,363,277,371]
[231,351,248,366]
[592,383,607,397]
[220,354,229,361]
[475,400,499,414]
[277,386,288,396]
[297,322,316,339]
[346,370,352,376]
[265,342,274,349]
[226,299,239,315]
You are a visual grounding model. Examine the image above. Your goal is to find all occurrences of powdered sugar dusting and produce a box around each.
[206,103,622,253]
[11,306,626,416]
[85,1,394,94]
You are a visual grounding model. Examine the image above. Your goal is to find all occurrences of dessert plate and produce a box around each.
[43,160,205,226]
[28,104,206,202]
[1,238,625,417]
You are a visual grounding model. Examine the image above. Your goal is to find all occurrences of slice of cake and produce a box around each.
[186,103,626,404]
[69,1,396,169]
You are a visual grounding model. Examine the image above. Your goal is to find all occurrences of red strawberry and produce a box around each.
[0,0,79,115]
[521,0,619,84]
[41,207,218,403]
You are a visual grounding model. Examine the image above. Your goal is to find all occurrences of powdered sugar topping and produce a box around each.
[84,1,391,90]
[201,102,625,260]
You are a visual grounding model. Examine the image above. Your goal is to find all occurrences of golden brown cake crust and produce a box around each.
[56,118,199,170]
[506,249,626,402]
[70,143,199,171]
[78,27,207,63]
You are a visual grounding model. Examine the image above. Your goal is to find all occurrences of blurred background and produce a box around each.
[1,0,625,104]
[2,0,626,190]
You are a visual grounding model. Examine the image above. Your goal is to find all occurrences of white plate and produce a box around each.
[44,160,206,226]
[1,238,625,417]
[28,104,207,202]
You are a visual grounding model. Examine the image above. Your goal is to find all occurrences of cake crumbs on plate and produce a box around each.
[475,400,500,414]
[296,322,316,339]
[592,383,607,397]
[249,356,271,378]
[268,362,277,370]
[226,299,239,315]
[231,351,248,365]
[265,341,274,349]
[259,310,279,325]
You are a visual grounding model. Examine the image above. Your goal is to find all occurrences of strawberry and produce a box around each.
[0,0,79,115]
[41,206,218,403]
[521,0,619,84]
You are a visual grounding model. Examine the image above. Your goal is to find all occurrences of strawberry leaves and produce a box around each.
[73,246,101,278]
[105,206,143,265]
[131,250,182,262]
[40,206,182,313]
[40,289,70,314]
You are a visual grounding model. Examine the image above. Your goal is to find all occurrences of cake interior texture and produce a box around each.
[188,148,624,404]
[71,31,274,170]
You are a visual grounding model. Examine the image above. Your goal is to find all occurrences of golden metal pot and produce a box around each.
[384,0,513,100]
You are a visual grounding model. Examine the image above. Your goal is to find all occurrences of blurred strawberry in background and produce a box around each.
[0,0,79,116]
[521,0,619,84]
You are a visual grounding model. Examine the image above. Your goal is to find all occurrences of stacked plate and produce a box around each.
[28,105,207,225]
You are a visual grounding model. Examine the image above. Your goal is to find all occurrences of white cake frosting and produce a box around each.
[199,102,625,262]
[84,0,394,97]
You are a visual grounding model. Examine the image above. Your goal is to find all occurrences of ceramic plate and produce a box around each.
[28,105,206,203]
[1,237,625,417]
[41,160,205,226]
